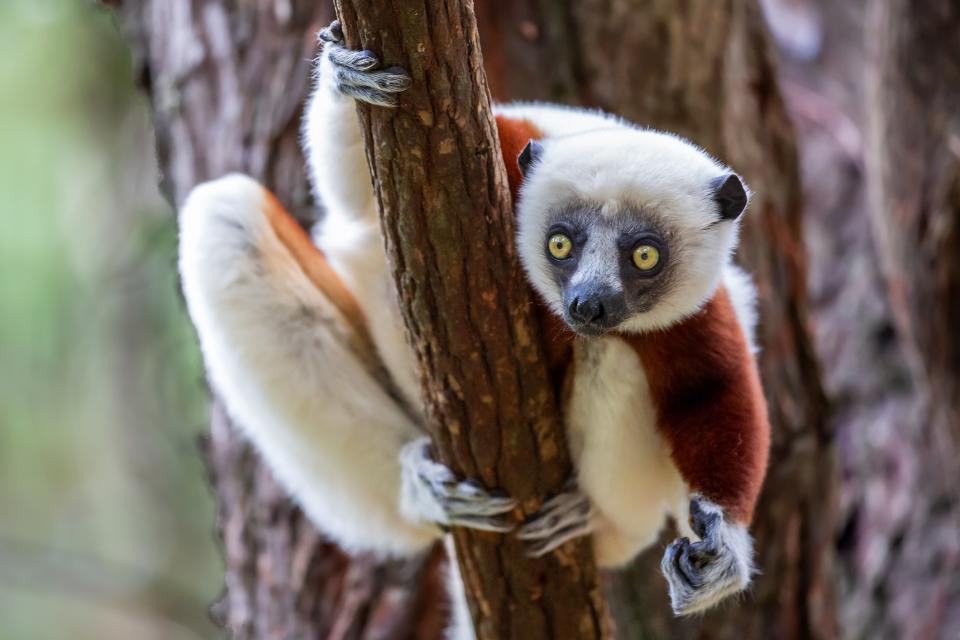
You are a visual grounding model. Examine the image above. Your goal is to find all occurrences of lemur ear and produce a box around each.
[711,173,749,220]
[518,139,545,177]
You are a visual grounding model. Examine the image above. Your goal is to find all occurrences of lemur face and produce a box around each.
[516,128,749,335]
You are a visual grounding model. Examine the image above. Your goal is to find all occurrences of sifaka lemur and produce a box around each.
[178,20,770,633]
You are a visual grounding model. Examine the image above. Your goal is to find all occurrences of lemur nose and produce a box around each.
[569,297,606,324]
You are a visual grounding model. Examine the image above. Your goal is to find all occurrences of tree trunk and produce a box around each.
[865,0,960,442]
[476,2,836,638]
[331,2,608,639]
[856,0,960,636]
[113,0,835,637]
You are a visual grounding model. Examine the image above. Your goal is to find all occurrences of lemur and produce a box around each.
[178,20,770,632]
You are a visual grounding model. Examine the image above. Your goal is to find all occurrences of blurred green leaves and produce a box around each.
[0,1,220,638]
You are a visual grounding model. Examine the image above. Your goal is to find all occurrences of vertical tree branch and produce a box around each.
[332,1,608,639]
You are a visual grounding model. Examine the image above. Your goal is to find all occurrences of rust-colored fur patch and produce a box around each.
[622,288,770,524]
[496,115,543,201]
[261,187,372,348]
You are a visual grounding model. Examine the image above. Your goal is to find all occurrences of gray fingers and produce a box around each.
[660,496,752,616]
[318,20,411,108]
[518,482,596,556]
[400,437,517,533]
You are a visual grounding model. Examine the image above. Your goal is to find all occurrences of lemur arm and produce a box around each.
[630,287,770,525]
[627,286,769,615]
[302,37,378,219]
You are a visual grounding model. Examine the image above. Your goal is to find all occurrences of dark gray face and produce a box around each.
[543,203,679,336]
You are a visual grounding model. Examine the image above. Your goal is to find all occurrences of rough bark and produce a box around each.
[865,0,960,441]
[332,2,609,639]
[109,1,445,638]
[854,0,960,636]
[477,2,836,638]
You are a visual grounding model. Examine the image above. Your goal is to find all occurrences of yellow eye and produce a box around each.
[632,244,660,271]
[547,233,573,260]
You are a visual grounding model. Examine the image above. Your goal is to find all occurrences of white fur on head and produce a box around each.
[516,126,749,333]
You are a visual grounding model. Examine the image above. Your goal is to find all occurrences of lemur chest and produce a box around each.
[566,337,687,538]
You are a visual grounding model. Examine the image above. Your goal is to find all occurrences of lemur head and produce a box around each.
[516,128,749,336]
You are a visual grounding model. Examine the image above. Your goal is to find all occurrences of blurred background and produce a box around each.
[2,0,957,639]
[0,1,220,638]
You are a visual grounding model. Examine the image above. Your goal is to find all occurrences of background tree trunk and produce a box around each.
[332,1,608,639]
[114,0,840,637]
[865,0,960,430]
[855,0,960,635]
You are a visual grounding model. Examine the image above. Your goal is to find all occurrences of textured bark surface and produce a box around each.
[477,2,835,638]
[332,2,608,639]
[856,0,960,635]
[866,0,960,440]
[110,1,445,638]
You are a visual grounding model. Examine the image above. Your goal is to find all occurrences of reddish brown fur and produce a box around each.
[622,289,770,524]
[496,115,543,202]
[497,115,769,524]
[262,188,369,340]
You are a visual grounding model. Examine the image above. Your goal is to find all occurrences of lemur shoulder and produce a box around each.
[178,20,770,632]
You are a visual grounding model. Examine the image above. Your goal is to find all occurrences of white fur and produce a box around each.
[503,103,750,334]
[304,51,424,409]
[444,537,475,640]
[303,48,378,224]
[567,336,689,567]
[722,262,760,354]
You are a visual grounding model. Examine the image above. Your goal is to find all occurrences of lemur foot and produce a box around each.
[661,496,753,616]
[400,437,517,533]
[318,20,411,107]
[518,479,595,556]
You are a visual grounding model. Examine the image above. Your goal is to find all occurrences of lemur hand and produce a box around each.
[318,20,411,107]
[661,496,754,616]
[399,437,517,533]
[517,478,596,556]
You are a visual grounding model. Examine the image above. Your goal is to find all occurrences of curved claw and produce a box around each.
[660,502,754,616]
[328,46,380,71]
[517,484,595,556]
[525,519,595,557]
[318,20,412,108]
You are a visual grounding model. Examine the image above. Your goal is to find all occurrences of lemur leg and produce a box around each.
[179,176,515,555]
[661,496,754,616]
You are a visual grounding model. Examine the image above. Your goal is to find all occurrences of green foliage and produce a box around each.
[0,1,220,637]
